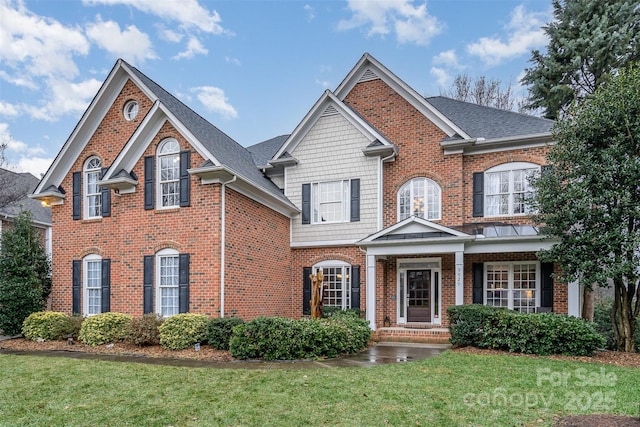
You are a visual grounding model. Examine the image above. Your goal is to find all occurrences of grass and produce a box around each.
[0,351,638,426]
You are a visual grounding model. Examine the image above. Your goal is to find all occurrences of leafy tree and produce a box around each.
[443,74,516,111]
[521,0,640,120]
[531,65,640,352]
[0,210,51,335]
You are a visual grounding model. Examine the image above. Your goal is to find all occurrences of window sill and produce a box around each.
[154,207,181,214]
[81,218,103,224]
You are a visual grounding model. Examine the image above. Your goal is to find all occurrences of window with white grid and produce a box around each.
[83,255,101,316]
[158,251,179,317]
[485,262,539,312]
[314,261,350,310]
[84,157,102,218]
[157,139,180,208]
[398,177,441,221]
[312,180,350,223]
[485,163,539,217]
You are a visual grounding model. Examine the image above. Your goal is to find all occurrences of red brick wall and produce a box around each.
[224,188,293,319]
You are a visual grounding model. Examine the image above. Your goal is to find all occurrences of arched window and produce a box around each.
[156,248,180,317]
[84,156,102,218]
[398,178,441,221]
[157,139,180,208]
[83,254,102,316]
[485,162,540,217]
[313,260,351,310]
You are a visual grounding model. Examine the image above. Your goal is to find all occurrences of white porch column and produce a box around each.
[366,254,377,331]
[455,251,464,305]
[567,280,581,317]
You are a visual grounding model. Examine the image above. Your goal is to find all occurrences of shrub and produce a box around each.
[159,313,208,350]
[207,317,244,350]
[67,315,84,340]
[229,315,371,360]
[78,313,132,346]
[128,314,163,347]
[593,296,640,352]
[322,307,363,318]
[22,312,73,341]
[447,305,504,347]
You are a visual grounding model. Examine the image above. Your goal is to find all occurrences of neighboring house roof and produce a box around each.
[426,96,554,140]
[247,135,290,168]
[0,168,51,226]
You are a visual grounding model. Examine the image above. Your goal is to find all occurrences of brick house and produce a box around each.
[32,53,581,342]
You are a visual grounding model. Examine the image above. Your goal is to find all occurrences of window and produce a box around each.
[123,100,139,121]
[83,157,102,219]
[485,262,538,313]
[157,139,180,208]
[485,163,539,217]
[398,178,441,221]
[314,261,350,309]
[84,254,102,316]
[156,249,179,317]
[312,180,350,223]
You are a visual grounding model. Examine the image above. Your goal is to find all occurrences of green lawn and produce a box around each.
[1,351,637,426]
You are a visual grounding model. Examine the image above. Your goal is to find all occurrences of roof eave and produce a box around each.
[28,191,65,207]
[442,132,554,155]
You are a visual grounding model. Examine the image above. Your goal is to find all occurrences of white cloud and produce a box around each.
[430,67,451,90]
[157,26,183,43]
[23,77,102,121]
[304,4,315,21]
[83,0,230,35]
[225,56,241,66]
[0,122,27,152]
[433,50,463,69]
[0,0,89,85]
[0,101,20,118]
[173,36,208,60]
[86,17,157,64]
[16,156,53,178]
[337,0,443,46]
[191,86,238,119]
[315,78,331,89]
[467,5,549,65]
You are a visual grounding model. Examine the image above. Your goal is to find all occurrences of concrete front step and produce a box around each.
[373,327,451,344]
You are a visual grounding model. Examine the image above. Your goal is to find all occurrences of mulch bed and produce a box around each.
[554,415,640,427]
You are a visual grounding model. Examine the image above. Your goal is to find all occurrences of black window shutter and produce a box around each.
[301,183,311,224]
[540,262,554,310]
[143,255,154,314]
[472,262,484,304]
[101,259,111,313]
[178,253,190,313]
[72,260,81,314]
[350,179,360,222]
[179,150,190,207]
[472,172,484,218]
[302,267,312,315]
[350,265,361,309]
[100,168,111,217]
[144,156,154,210]
[72,172,81,220]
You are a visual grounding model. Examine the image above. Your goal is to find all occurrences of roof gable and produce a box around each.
[359,216,470,243]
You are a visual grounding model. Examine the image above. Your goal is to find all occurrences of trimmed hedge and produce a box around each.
[79,313,132,346]
[448,304,605,356]
[22,312,73,341]
[159,313,208,350]
[229,315,370,360]
[207,317,244,350]
[128,313,163,347]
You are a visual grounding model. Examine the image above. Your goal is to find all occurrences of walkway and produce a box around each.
[0,341,450,369]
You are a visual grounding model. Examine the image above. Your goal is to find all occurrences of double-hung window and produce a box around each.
[157,139,180,209]
[398,177,441,221]
[485,262,538,313]
[485,163,539,217]
[84,254,102,315]
[312,180,350,223]
[157,249,180,317]
[84,157,102,218]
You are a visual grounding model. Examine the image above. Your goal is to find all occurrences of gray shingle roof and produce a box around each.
[125,62,290,206]
[426,96,554,140]
[0,169,51,225]
[247,135,289,167]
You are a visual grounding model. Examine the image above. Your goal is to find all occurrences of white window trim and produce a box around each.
[313,260,351,310]
[83,156,102,219]
[156,139,180,210]
[156,248,179,317]
[396,257,442,325]
[397,177,442,222]
[484,261,540,312]
[123,100,139,121]
[83,254,102,316]
[484,162,540,217]
[311,180,350,224]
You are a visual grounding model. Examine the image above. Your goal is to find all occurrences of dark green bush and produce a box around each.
[447,304,505,347]
[159,313,208,350]
[229,315,370,360]
[322,307,363,318]
[67,315,84,339]
[22,312,73,341]
[127,314,163,346]
[593,296,640,352]
[79,313,132,346]
[207,317,244,350]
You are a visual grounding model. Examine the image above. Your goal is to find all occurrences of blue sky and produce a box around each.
[0,0,552,177]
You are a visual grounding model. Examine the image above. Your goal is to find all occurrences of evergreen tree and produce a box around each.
[0,210,51,335]
[521,0,640,120]
[531,65,640,352]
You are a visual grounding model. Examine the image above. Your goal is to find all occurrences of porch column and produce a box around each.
[455,251,464,305]
[366,254,377,331]
[567,280,581,317]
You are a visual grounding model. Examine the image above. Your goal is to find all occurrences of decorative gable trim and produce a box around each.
[321,105,339,117]
[359,216,472,245]
[334,53,469,140]
[358,68,379,83]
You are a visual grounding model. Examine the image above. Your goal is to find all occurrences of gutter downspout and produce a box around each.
[220,175,237,318]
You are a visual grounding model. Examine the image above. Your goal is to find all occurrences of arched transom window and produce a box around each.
[157,139,180,208]
[398,178,441,221]
[84,156,102,218]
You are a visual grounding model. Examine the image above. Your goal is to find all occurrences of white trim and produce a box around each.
[455,251,464,305]
[310,180,350,224]
[219,175,236,318]
[397,177,442,221]
[123,100,139,121]
[45,227,52,259]
[567,280,581,317]
[396,257,441,325]
[484,162,540,218]
[359,216,470,243]
[290,239,360,248]
[83,254,102,316]
[484,261,540,312]
[156,248,180,317]
[312,261,351,310]
[83,156,102,219]
[156,138,180,210]
[366,254,376,330]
